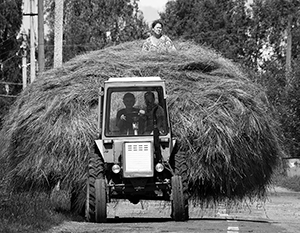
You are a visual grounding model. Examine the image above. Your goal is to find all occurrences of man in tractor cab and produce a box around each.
[116,92,140,135]
[142,91,166,135]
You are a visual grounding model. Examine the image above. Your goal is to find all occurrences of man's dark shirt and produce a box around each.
[144,104,166,134]
[116,108,139,134]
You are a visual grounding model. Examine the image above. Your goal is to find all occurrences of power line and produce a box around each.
[0,81,23,86]
[0,94,17,98]
[0,46,20,59]
[0,50,11,58]
[44,44,104,48]
[0,35,19,46]
[1,49,21,64]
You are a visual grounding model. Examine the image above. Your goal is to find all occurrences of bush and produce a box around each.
[273,174,300,192]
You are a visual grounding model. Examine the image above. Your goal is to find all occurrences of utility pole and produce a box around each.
[54,0,64,68]
[38,0,45,72]
[21,31,27,90]
[30,0,36,82]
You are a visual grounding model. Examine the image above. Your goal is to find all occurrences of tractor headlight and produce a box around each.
[112,164,121,174]
[155,163,164,172]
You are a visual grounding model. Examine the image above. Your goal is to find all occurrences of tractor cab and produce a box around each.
[104,82,168,137]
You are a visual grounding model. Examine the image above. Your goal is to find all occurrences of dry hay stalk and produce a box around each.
[0,40,281,209]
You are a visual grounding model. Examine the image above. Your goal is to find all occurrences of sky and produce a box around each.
[138,0,169,24]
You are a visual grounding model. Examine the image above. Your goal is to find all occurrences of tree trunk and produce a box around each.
[30,0,36,82]
[285,14,292,89]
[38,0,45,72]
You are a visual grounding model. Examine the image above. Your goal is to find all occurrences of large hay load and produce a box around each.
[0,40,281,207]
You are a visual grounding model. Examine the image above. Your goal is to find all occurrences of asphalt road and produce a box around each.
[46,187,300,233]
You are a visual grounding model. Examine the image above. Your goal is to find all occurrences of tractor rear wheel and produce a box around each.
[85,144,107,223]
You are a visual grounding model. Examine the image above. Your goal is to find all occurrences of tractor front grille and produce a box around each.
[123,142,153,177]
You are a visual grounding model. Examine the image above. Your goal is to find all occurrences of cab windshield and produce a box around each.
[105,87,168,137]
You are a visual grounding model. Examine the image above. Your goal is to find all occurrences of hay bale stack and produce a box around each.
[0,40,281,204]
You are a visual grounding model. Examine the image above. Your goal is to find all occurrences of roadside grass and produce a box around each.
[0,191,73,233]
[272,174,300,192]
[0,157,81,233]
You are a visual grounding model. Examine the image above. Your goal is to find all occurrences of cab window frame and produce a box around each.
[104,86,168,137]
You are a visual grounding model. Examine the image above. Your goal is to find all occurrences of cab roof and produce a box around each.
[106,77,162,83]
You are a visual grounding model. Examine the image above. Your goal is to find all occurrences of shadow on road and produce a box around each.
[85,217,273,224]
[107,217,172,223]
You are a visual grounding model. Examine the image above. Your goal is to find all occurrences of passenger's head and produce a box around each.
[144,91,155,105]
[123,93,135,108]
[151,20,163,38]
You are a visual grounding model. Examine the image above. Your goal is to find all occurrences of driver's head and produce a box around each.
[144,91,155,105]
[123,93,135,108]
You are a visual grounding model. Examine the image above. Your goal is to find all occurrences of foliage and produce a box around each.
[278,64,300,157]
[251,0,300,66]
[160,0,298,71]
[0,191,72,233]
[0,0,23,128]
[0,155,76,233]
[0,97,14,127]
[257,0,300,158]
[273,174,300,192]
[0,0,23,82]
[160,0,253,66]
[159,0,300,160]
[44,0,149,68]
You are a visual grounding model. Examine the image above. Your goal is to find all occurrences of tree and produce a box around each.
[245,0,300,81]
[246,0,300,158]
[0,0,23,84]
[160,0,252,65]
[0,0,23,128]
[159,0,300,159]
[44,0,148,67]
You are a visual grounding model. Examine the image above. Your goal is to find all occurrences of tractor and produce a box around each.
[85,77,189,222]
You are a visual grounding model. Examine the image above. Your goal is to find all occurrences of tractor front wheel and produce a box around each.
[170,152,189,221]
[95,178,107,222]
[171,175,186,221]
[85,144,107,223]
[86,177,107,223]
